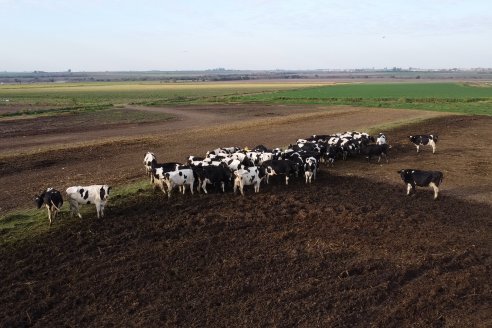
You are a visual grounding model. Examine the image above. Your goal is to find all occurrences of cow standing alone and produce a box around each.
[398,169,443,199]
[409,135,438,154]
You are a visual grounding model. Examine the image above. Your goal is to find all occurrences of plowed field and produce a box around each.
[1,105,491,327]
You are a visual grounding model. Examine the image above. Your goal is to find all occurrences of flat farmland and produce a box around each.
[0,82,491,327]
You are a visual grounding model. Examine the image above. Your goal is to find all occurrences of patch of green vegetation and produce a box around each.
[227,83,492,115]
[0,104,112,118]
[0,82,309,113]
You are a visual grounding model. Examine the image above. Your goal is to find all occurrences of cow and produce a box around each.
[35,188,63,226]
[304,157,317,184]
[233,166,265,196]
[261,159,298,185]
[66,185,111,219]
[376,133,387,145]
[143,152,156,176]
[359,144,390,163]
[195,165,231,194]
[408,134,438,154]
[151,163,181,193]
[397,169,443,200]
[323,146,341,167]
[162,168,195,198]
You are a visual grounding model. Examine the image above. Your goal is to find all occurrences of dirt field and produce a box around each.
[1,105,491,326]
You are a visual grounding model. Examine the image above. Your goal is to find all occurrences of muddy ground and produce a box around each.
[0,105,491,326]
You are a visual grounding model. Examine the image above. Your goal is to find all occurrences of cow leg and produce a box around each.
[45,204,52,226]
[221,181,225,193]
[416,145,420,153]
[430,141,436,154]
[285,176,289,185]
[189,183,194,195]
[429,182,439,199]
[201,180,208,194]
[406,183,412,195]
[240,183,245,196]
[70,200,82,219]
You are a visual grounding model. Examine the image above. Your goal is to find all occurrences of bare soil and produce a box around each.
[0,105,491,327]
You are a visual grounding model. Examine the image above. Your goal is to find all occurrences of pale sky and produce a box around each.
[1,0,491,71]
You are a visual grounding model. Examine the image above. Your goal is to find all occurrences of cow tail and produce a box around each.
[51,200,61,211]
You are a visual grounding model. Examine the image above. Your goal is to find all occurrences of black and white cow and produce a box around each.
[152,163,181,193]
[35,188,63,225]
[408,134,438,154]
[233,166,265,196]
[359,144,390,163]
[397,169,443,200]
[143,152,156,176]
[162,168,195,198]
[376,133,387,145]
[261,159,298,185]
[195,165,231,194]
[66,185,111,219]
[304,157,317,184]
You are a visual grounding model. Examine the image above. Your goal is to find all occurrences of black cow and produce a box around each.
[35,188,64,225]
[194,164,232,194]
[408,134,438,154]
[397,169,444,199]
[360,144,390,163]
[261,159,298,185]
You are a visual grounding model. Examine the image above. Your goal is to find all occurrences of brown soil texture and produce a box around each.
[1,105,491,326]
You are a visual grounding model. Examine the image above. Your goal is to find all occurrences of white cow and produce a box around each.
[233,167,265,196]
[162,169,195,198]
[66,185,111,219]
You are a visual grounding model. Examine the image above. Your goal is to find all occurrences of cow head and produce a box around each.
[34,194,44,209]
[100,185,111,201]
[397,169,412,182]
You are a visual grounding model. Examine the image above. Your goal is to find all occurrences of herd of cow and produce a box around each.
[34,131,442,225]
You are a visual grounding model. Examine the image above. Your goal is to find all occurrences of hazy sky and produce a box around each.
[1,0,491,71]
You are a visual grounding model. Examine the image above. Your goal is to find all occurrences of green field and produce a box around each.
[227,83,492,115]
[1,82,491,117]
[0,82,321,117]
[229,83,492,115]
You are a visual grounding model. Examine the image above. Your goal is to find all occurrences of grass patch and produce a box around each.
[0,81,324,113]
[228,83,492,115]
